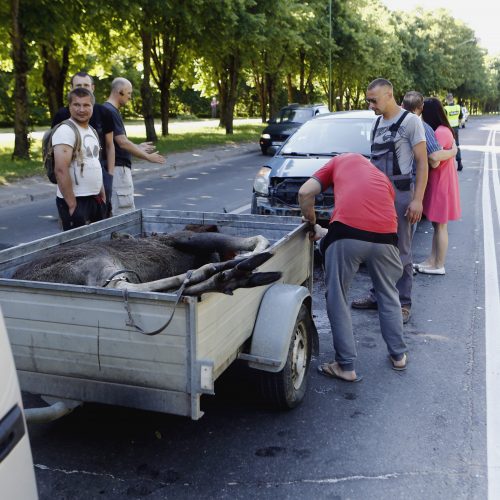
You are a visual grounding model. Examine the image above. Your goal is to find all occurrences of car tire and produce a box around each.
[260,146,268,155]
[258,304,312,409]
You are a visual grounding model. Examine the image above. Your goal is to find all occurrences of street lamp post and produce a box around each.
[328,0,332,111]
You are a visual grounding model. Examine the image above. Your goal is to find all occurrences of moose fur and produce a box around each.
[12,228,281,296]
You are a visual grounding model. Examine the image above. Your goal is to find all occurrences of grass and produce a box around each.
[0,120,263,185]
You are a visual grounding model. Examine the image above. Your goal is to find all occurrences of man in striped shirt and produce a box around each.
[402,91,458,178]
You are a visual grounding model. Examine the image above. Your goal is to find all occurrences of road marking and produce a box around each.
[230,203,251,214]
[482,127,500,499]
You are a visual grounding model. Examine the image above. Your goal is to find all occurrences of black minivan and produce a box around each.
[259,103,329,155]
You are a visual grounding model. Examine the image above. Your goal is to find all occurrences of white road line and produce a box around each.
[482,128,500,500]
[230,203,251,214]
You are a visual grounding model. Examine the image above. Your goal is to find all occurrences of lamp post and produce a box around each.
[328,0,332,111]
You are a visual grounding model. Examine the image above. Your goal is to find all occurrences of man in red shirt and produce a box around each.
[299,153,408,382]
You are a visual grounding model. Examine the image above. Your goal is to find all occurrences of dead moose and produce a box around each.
[12,225,281,296]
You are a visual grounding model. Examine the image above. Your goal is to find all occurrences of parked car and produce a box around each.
[259,103,329,155]
[0,307,38,500]
[252,110,375,222]
[460,106,469,128]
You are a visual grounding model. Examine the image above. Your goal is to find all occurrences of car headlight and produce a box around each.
[253,167,271,195]
[260,133,271,140]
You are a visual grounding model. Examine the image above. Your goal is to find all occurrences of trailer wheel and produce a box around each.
[259,304,312,409]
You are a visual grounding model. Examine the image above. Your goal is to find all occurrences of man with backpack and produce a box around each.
[52,72,115,216]
[351,78,428,324]
[52,87,106,231]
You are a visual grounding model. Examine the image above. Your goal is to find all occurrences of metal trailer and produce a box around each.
[0,210,318,420]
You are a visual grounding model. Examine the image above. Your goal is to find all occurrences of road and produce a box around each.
[1,116,499,499]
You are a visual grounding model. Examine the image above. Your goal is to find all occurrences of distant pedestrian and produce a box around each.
[52,71,115,217]
[443,93,464,171]
[415,97,461,275]
[53,88,106,231]
[103,78,165,215]
[210,97,218,118]
[299,153,408,381]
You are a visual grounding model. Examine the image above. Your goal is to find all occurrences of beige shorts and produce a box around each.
[111,166,135,216]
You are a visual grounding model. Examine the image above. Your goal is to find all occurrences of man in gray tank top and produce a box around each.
[352,79,428,324]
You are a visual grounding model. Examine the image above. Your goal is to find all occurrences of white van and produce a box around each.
[0,307,38,499]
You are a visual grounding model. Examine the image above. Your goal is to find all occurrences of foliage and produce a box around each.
[0,0,499,155]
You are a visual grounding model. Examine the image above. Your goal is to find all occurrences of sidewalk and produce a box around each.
[0,142,258,209]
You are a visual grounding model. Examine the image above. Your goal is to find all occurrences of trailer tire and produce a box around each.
[259,304,312,409]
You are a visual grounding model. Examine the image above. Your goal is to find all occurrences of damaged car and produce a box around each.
[252,110,375,223]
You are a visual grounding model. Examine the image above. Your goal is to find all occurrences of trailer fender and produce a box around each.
[242,284,318,373]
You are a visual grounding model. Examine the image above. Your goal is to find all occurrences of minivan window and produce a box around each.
[281,118,373,156]
[278,109,312,124]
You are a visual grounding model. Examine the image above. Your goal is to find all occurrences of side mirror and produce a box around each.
[267,145,279,156]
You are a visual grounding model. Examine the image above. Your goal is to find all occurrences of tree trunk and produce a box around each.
[41,44,70,119]
[252,67,266,122]
[160,87,170,136]
[265,73,278,119]
[10,0,30,160]
[218,54,240,134]
[140,28,157,142]
[286,73,294,104]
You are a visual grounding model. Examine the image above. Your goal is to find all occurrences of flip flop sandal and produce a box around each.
[317,363,363,382]
[390,352,408,371]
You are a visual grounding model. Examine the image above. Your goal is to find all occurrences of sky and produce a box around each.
[382,0,500,56]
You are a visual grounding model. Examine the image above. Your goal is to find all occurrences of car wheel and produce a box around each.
[258,305,312,409]
[260,146,268,155]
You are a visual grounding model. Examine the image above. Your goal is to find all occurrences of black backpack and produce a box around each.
[42,119,83,184]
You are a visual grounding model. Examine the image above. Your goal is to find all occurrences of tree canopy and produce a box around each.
[2,0,499,159]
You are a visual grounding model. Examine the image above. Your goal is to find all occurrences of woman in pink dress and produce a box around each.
[416,97,461,275]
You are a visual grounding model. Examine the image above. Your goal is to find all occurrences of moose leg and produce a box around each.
[109,252,277,294]
[170,232,270,260]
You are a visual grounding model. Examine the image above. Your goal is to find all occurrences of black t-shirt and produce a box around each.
[103,102,132,168]
[52,103,114,170]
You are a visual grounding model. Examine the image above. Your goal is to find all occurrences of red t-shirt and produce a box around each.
[313,153,397,234]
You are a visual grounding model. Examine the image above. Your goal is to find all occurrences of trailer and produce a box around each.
[0,210,318,420]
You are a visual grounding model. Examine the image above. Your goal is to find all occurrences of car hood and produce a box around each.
[262,122,301,136]
[267,156,331,177]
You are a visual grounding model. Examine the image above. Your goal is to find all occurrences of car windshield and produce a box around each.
[281,117,373,156]
[276,108,312,124]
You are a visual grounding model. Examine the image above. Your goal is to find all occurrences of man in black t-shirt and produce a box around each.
[103,77,165,215]
[52,72,115,216]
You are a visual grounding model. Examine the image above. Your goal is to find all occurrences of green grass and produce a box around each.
[0,122,262,185]
[0,143,44,184]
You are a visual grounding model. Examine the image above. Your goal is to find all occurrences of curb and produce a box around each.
[0,143,259,209]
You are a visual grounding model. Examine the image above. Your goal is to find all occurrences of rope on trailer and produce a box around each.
[122,270,193,336]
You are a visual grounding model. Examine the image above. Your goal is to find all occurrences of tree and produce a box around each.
[9,0,30,159]
[148,1,202,136]
[197,0,264,134]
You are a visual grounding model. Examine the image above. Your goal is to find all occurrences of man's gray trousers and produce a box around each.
[324,238,407,371]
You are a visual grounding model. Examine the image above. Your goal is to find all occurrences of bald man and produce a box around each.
[104,78,165,215]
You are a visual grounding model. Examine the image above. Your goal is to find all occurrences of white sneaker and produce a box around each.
[417,266,445,275]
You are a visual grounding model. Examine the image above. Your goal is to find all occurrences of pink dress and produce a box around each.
[423,126,461,223]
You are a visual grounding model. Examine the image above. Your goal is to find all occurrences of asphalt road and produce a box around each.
[1,116,499,499]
